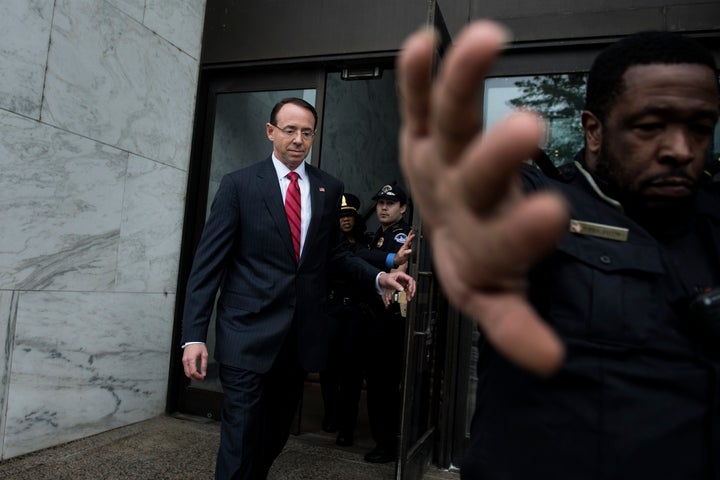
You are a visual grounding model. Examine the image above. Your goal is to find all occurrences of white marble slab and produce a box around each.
[145,0,206,59]
[0,110,127,291]
[115,154,186,293]
[43,0,199,170]
[106,0,146,23]
[0,0,54,118]
[0,290,17,460]
[2,290,175,459]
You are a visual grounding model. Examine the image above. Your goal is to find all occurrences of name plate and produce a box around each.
[569,219,629,242]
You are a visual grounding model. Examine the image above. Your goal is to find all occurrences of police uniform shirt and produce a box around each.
[371,220,410,259]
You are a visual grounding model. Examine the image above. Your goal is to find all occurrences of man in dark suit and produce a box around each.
[181,97,415,480]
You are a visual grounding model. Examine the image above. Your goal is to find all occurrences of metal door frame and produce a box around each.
[396,2,454,478]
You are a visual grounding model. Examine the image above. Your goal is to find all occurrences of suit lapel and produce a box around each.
[303,165,327,264]
[257,157,296,260]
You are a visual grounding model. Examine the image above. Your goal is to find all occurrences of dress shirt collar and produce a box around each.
[272,154,307,181]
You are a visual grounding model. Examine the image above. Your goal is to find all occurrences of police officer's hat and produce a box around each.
[339,193,361,217]
[372,183,407,205]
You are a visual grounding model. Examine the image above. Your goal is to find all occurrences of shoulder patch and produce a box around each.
[393,232,407,244]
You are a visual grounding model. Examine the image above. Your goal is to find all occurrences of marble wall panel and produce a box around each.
[0,291,18,459]
[0,0,54,118]
[0,110,127,292]
[115,155,186,293]
[106,0,146,23]
[43,0,199,170]
[145,0,206,59]
[2,290,175,459]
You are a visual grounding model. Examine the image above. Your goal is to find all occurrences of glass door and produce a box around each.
[173,70,323,419]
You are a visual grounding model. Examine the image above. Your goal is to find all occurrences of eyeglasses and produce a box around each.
[271,123,316,140]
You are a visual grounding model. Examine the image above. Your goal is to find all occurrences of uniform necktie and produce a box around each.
[285,172,301,262]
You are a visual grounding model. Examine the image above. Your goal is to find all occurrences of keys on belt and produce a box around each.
[392,291,408,318]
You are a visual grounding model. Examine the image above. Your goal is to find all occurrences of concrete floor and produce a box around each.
[0,382,459,480]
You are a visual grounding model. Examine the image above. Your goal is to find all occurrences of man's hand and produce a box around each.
[381,284,397,307]
[378,271,416,307]
[396,20,569,376]
[182,343,208,381]
[393,230,416,267]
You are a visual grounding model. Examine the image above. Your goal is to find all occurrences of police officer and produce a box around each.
[324,192,416,449]
[396,22,720,479]
[320,194,372,443]
[363,183,412,464]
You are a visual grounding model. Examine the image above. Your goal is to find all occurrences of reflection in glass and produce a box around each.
[485,74,587,166]
[486,73,720,176]
[320,70,404,232]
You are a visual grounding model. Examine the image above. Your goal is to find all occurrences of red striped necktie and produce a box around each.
[285,172,301,262]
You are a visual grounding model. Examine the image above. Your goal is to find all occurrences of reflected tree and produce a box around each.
[508,74,587,165]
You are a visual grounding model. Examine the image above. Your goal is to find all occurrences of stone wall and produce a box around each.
[0,0,205,459]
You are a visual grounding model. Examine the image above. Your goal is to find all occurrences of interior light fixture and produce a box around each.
[341,67,382,80]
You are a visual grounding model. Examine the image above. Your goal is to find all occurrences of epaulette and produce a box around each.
[554,162,579,183]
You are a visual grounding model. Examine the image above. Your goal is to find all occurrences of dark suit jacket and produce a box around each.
[182,157,380,373]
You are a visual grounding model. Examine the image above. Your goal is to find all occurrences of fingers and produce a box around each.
[459,112,546,214]
[397,27,436,137]
[397,28,444,208]
[402,273,416,301]
[430,192,567,376]
[471,190,568,281]
[398,20,518,230]
[379,272,405,292]
[471,293,565,376]
[379,272,416,302]
[404,230,416,250]
[397,20,564,377]
[182,344,208,381]
[395,231,415,265]
[494,191,569,269]
[199,351,208,378]
[382,289,394,307]
[432,21,510,163]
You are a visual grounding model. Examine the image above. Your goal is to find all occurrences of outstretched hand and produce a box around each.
[396,20,569,375]
[393,230,415,268]
[378,271,416,307]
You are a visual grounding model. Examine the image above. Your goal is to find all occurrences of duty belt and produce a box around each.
[330,296,354,306]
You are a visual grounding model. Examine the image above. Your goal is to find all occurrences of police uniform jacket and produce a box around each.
[363,220,411,322]
[368,220,411,269]
[463,150,720,480]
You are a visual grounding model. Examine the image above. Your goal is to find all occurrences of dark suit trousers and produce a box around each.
[216,326,306,480]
